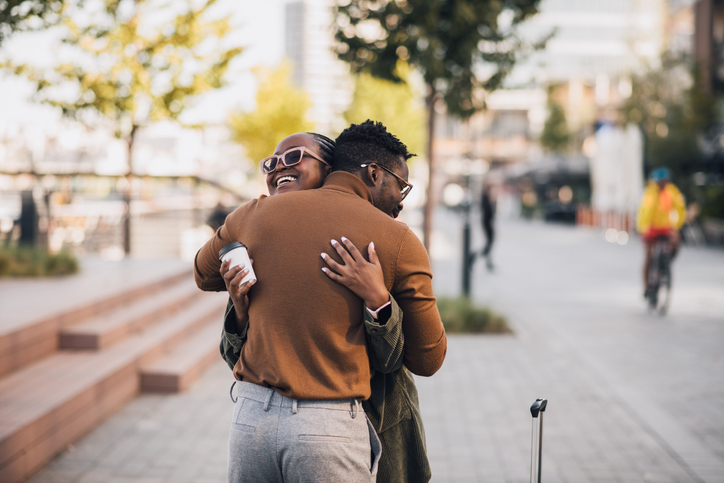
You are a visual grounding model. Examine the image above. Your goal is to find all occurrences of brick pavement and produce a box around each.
[27,216,724,482]
[425,215,724,482]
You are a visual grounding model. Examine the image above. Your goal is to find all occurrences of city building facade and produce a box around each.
[284,0,353,137]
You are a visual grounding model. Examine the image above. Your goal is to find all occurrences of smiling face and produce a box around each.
[264,133,332,196]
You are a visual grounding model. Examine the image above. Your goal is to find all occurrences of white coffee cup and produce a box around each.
[219,242,257,286]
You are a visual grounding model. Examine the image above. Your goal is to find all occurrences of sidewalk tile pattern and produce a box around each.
[25,218,724,482]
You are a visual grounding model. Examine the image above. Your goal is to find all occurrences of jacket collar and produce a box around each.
[321,171,374,204]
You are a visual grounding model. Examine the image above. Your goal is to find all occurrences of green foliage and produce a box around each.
[0,245,78,277]
[437,297,511,334]
[0,0,64,44]
[334,0,545,119]
[701,186,724,219]
[344,62,425,157]
[539,86,570,152]
[622,53,718,190]
[334,0,546,249]
[2,0,243,146]
[228,63,313,164]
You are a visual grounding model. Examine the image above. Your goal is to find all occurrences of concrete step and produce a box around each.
[59,279,202,350]
[0,291,227,483]
[0,268,190,378]
[140,322,225,393]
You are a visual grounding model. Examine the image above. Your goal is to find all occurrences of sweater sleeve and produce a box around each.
[392,229,447,377]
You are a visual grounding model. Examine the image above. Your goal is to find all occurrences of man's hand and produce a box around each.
[321,238,389,310]
[220,258,255,326]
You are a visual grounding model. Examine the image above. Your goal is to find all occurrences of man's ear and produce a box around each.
[365,164,382,187]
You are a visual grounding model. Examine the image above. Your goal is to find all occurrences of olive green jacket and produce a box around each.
[219,296,431,483]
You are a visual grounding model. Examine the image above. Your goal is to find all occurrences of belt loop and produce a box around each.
[229,381,238,403]
[350,399,358,419]
[263,389,274,411]
[292,399,298,414]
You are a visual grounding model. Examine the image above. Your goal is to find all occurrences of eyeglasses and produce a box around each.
[361,163,413,200]
[260,147,330,175]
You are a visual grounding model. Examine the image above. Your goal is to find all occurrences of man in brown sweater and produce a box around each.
[194,121,446,482]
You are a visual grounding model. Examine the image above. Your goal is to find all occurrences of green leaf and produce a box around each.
[3,0,244,153]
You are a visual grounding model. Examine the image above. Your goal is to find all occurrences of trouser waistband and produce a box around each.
[235,381,364,415]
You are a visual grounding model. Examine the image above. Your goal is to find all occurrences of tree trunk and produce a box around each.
[422,84,437,253]
[123,126,137,255]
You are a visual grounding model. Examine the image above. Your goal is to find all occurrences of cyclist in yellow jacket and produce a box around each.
[637,167,686,298]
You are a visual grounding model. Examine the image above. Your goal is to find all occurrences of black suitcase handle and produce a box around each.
[530,398,548,483]
[530,398,548,418]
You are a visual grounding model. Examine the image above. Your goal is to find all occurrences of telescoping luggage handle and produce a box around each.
[530,398,548,483]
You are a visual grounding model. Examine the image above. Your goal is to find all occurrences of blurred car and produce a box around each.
[543,200,577,224]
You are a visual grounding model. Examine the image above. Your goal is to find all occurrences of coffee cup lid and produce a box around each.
[219,242,246,260]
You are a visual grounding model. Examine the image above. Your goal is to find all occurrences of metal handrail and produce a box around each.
[0,170,248,203]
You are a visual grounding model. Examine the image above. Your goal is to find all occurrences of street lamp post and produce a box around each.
[461,171,474,298]
[443,155,488,299]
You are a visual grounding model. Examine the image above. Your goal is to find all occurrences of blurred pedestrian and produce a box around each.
[636,167,686,298]
[480,183,496,271]
[207,202,230,232]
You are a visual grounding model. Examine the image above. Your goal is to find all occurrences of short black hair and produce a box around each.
[307,132,336,166]
[333,120,415,174]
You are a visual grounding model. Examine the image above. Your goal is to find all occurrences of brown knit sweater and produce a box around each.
[194,172,446,400]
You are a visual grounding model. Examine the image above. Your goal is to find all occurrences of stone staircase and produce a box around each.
[0,267,227,483]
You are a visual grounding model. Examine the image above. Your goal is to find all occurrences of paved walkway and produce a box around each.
[26,217,724,483]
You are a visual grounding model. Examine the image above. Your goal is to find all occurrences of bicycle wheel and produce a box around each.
[647,276,659,313]
[647,245,662,313]
[657,252,672,316]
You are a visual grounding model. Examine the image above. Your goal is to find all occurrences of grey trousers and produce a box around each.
[228,381,381,483]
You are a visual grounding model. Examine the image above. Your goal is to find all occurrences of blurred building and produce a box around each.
[692,0,724,183]
[434,0,670,223]
[437,0,669,157]
[692,0,724,243]
[285,0,353,137]
[664,0,724,184]
[668,0,697,54]
[513,0,667,86]
[692,0,724,94]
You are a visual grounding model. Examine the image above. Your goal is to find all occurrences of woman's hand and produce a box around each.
[321,237,389,310]
[220,258,256,325]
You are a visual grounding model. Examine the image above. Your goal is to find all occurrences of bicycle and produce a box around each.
[646,235,673,315]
